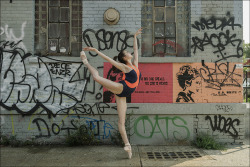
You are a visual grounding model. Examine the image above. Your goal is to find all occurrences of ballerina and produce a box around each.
[80,28,142,159]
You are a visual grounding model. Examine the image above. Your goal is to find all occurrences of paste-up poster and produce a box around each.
[103,63,173,103]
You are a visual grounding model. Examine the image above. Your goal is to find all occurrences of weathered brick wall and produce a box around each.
[189,0,247,143]
[190,0,243,63]
[0,0,34,53]
[0,0,247,145]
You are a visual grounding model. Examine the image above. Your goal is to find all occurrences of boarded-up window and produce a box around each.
[35,0,82,56]
[141,0,190,57]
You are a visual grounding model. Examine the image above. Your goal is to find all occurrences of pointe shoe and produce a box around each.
[124,144,132,159]
[80,51,88,64]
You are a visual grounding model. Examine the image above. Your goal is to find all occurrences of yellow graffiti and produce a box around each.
[10,111,15,135]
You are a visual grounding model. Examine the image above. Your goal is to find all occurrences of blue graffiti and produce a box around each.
[71,116,114,140]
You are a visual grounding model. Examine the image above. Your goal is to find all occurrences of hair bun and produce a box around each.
[113,56,118,61]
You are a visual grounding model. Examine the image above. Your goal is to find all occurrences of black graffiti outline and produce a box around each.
[82,29,139,57]
[192,12,241,31]
[200,61,241,90]
[0,40,86,117]
[32,118,51,138]
[205,115,240,138]
[191,30,243,62]
[191,12,243,62]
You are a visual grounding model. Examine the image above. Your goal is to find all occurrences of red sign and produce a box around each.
[103,63,173,103]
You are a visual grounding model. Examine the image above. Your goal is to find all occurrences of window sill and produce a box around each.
[139,56,195,63]
[29,55,82,63]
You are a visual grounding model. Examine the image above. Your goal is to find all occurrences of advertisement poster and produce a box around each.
[103,63,173,103]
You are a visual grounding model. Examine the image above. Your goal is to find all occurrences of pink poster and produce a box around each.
[103,63,173,103]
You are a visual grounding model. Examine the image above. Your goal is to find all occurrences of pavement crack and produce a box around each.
[137,146,143,167]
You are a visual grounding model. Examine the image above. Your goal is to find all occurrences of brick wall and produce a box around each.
[0,0,34,53]
[0,0,248,145]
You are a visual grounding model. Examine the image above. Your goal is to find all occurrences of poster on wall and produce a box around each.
[103,63,173,103]
[173,62,243,103]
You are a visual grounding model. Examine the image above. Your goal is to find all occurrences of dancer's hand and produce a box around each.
[83,47,97,52]
[134,28,143,37]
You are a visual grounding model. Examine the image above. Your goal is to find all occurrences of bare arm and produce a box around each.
[83,47,127,72]
[133,28,142,68]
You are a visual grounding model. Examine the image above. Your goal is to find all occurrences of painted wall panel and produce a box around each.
[103,63,173,103]
[173,62,243,103]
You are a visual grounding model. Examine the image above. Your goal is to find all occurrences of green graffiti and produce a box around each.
[134,115,190,140]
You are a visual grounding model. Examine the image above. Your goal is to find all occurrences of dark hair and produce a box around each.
[112,50,126,71]
[117,50,126,64]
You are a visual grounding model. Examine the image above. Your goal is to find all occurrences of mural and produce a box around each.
[173,62,243,103]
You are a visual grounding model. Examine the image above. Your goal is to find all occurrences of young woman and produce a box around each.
[80,28,142,159]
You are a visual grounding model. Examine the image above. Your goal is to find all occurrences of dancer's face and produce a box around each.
[123,50,133,61]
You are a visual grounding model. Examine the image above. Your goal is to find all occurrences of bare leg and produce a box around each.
[115,95,132,159]
[80,52,123,94]
[115,95,129,144]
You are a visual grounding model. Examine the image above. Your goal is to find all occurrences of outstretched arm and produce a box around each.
[133,28,142,68]
[83,47,127,72]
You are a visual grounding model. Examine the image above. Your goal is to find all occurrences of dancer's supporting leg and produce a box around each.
[81,51,131,158]
[115,95,132,159]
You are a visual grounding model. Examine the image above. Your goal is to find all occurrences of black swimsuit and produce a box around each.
[116,65,141,97]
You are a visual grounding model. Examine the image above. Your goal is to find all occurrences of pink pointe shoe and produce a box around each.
[80,51,88,64]
[124,144,132,159]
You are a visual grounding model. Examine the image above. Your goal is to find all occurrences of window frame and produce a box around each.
[47,0,72,56]
[152,0,177,57]
[34,0,82,57]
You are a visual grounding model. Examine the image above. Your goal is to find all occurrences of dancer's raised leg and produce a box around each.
[115,95,132,159]
[80,51,123,95]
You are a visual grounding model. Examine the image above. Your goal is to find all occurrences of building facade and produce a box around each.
[0,0,248,145]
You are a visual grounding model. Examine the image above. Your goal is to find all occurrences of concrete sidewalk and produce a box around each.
[0,137,249,167]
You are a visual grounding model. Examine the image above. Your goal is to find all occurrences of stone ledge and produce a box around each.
[1,103,247,115]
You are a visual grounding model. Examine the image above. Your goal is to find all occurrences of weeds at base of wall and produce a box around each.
[193,133,227,150]
[65,119,100,147]
[0,113,134,147]
[0,132,51,147]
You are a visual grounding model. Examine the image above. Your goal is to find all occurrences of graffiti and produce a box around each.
[192,12,241,31]
[191,31,242,62]
[71,116,115,140]
[216,105,233,113]
[191,12,243,62]
[200,61,241,90]
[82,29,139,57]
[176,65,199,103]
[30,115,114,140]
[0,41,86,116]
[205,115,240,138]
[0,22,27,51]
[174,62,242,103]
[134,115,190,140]
[73,102,138,116]
[48,63,72,77]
